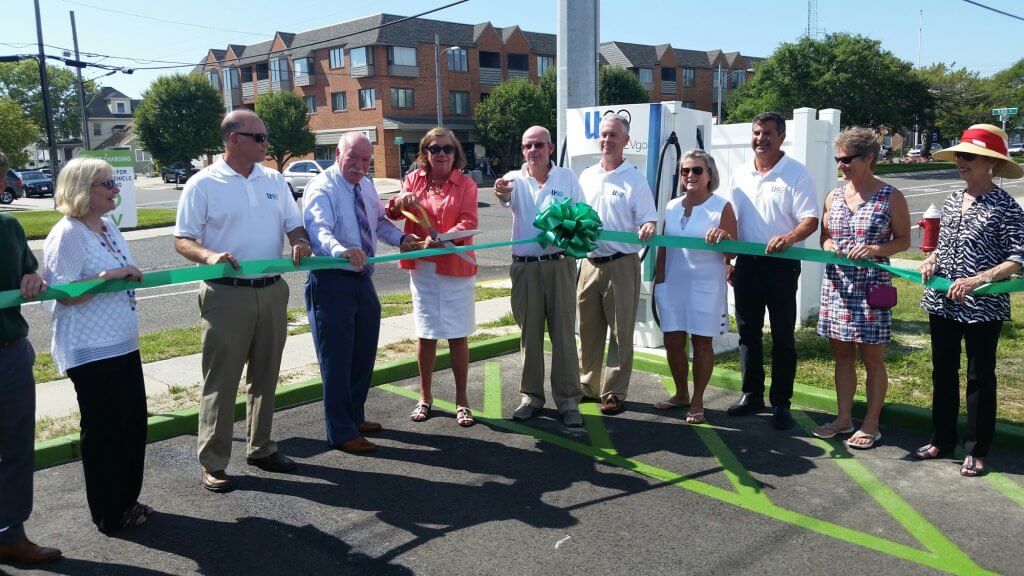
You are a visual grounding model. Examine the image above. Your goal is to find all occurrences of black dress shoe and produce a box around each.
[771,406,795,430]
[247,452,297,473]
[726,393,765,416]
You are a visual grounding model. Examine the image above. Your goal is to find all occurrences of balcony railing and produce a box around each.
[256,79,270,95]
[388,64,418,77]
[508,69,529,79]
[480,67,503,86]
[223,87,241,110]
[351,65,374,78]
[270,77,291,92]
[661,80,676,94]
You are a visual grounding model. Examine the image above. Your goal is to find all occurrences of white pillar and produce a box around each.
[557,0,599,159]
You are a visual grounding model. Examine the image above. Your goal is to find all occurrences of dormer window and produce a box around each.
[116,101,126,114]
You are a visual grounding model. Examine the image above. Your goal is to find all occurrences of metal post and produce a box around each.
[556,0,598,159]
[35,0,60,176]
[716,64,722,122]
[71,11,90,150]
[434,33,443,127]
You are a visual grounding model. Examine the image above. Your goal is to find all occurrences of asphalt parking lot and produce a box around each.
[8,352,1024,576]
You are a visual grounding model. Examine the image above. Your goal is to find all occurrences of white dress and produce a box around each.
[410,261,476,340]
[654,194,730,337]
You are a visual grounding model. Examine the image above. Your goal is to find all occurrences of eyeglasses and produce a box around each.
[834,154,862,165]
[680,166,704,176]
[955,152,978,161]
[427,144,455,155]
[521,142,549,150]
[235,132,268,143]
[93,179,117,190]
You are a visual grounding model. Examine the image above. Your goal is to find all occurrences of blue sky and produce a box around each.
[5,0,1023,98]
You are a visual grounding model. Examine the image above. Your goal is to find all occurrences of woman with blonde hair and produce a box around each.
[43,156,151,533]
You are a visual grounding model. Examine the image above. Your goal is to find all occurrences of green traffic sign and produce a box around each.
[394,136,404,145]
[993,107,1018,116]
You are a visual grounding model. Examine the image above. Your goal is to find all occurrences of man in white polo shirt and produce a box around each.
[724,111,819,430]
[494,125,585,428]
[577,114,657,415]
[174,109,312,492]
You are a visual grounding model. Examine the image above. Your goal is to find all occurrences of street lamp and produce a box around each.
[434,33,462,127]
[716,65,754,123]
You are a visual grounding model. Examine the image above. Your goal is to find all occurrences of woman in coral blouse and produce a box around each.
[386,127,478,427]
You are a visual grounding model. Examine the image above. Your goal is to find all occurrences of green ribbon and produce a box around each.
[532,197,603,258]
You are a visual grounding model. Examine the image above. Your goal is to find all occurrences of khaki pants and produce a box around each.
[510,257,582,413]
[577,254,640,400]
[197,279,288,472]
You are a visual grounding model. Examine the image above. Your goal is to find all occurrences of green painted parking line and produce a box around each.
[986,471,1024,509]
[792,409,987,574]
[481,361,503,419]
[579,402,617,457]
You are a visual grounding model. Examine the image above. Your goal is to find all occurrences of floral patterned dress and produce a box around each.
[817,184,894,344]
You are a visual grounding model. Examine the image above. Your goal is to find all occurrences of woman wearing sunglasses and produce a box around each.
[813,127,911,450]
[653,150,736,424]
[42,157,151,532]
[385,127,479,427]
[916,124,1024,476]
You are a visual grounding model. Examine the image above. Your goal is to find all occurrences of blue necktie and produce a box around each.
[352,182,374,275]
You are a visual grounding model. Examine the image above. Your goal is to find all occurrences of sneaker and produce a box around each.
[562,410,583,428]
[513,403,540,420]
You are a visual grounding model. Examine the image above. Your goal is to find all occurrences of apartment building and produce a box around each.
[192,13,759,179]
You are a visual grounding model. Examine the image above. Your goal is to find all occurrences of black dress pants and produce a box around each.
[928,314,1002,457]
[733,255,801,407]
[67,350,148,532]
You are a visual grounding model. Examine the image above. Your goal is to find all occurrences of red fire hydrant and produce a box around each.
[919,203,941,253]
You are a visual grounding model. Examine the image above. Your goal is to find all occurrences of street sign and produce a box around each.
[992,107,1018,116]
[394,136,404,145]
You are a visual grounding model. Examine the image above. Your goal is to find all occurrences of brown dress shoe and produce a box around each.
[357,421,383,433]
[0,538,62,565]
[335,436,378,453]
[247,452,297,473]
[201,469,234,493]
[600,394,625,415]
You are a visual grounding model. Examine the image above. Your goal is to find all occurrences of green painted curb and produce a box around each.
[34,332,521,470]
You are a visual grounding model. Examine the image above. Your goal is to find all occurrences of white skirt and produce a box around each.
[410,261,476,339]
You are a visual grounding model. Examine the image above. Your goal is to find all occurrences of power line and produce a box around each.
[56,0,271,37]
[960,0,1024,22]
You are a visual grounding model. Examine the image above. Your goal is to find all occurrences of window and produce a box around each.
[713,68,725,88]
[731,70,746,88]
[447,47,468,72]
[637,68,653,84]
[450,91,469,114]
[331,91,347,112]
[270,59,286,82]
[390,87,414,109]
[222,67,239,89]
[293,58,314,81]
[134,149,151,163]
[660,67,676,82]
[479,92,490,102]
[205,70,219,89]
[680,67,695,87]
[93,123,101,136]
[116,102,126,113]
[479,51,500,68]
[350,47,373,67]
[255,62,269,81]
[329,47,345,69]
[537,56,553,76]
[303,95,316,114]
[359,88,376,109]
[388,46,417,67]
[507,53,528,71]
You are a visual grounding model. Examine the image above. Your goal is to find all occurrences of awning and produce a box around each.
[381,116,475,131]
[314,127,378,146]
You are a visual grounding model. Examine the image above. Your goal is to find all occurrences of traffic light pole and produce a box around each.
[35,0,61,177]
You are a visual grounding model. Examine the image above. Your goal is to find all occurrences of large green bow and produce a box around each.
[532,198,603,258]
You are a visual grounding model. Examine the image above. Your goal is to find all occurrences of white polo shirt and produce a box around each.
[175,160,302,275]
[500,162,583,257]
[579,159,658,257]
[726,153,818,244]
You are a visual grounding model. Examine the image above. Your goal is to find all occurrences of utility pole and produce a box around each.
[34,0,60,177]
[71,10,90,150]
[716,63,722,122]
[434,33,443,127]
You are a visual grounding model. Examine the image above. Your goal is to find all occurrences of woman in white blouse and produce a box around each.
[43,157,151,533]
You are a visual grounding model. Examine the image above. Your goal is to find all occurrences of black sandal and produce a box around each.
[913,444,951,460]
[119,502,153,529]
[960,456,985,477]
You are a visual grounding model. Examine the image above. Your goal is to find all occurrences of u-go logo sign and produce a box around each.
[584,109,633,140]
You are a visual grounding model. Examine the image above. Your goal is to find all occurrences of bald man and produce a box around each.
[174,110,312,492]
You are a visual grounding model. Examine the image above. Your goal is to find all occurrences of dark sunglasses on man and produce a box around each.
[235,132,269,144]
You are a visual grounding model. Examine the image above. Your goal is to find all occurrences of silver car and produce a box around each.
[283,159,333,200]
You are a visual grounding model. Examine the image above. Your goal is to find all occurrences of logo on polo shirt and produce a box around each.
[609,189,625,198]
[550,190,564,197]
[266,192,279,200]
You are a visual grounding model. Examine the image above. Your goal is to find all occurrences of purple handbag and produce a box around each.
[867,284,897,309]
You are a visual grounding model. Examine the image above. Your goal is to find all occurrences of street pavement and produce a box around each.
[8,351,1024,576]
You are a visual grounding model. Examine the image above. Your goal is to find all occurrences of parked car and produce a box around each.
[283,159,333,200]
[19,170,54,198]
[2,169,24,204]
[161,161,199,184]
[907,145,944,159]
[1009,142,1024,156]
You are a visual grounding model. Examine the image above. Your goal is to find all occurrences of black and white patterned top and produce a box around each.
[921,187,1024,322]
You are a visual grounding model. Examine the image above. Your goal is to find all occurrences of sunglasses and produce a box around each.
[235,132,268,143]
[680,166,704,176]
[955,152,978,161]
[427,144,455,155]
[834,154,861,165]
[521,142,549,150]
[93,179,117,190]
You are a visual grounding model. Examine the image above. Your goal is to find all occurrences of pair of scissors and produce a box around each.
[400,204,477,265]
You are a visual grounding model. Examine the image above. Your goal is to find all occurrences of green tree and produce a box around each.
[0,96,40,167]
[599,66,649,106]
[727,33,932,132]
[254,91,316,171]
[539,66,558,143]
[473,78,550,173]
[134,74,223,166]
[988,59,1024,130]
[0,60,98,142]
[916,63,994,141]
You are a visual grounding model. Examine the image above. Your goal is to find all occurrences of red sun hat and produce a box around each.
[932,124,1023,179]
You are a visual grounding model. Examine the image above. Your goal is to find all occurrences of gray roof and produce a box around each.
[674,48,712,68]
[95,126,135,150]
[522,31,555,55]
[236,39,275,65]
[600,42,658,68]
[86,87,139,119]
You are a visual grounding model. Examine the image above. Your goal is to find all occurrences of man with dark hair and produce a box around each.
[724,112,819,430]
[0,150,61,565]
[174,109,312,492]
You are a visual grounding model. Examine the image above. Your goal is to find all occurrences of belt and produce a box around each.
[588,252,630,264]
[318,268,366,278]
[208,275,281,288]
[512,253,563,263]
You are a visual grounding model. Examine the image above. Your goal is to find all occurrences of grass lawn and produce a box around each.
[13,208,177,240]
[715,281,1024,426]
[872,162,955,175]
